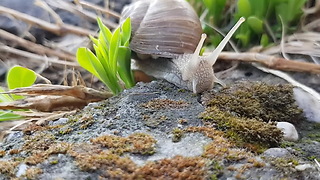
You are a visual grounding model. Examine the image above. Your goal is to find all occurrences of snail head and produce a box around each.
[181,17,245,93]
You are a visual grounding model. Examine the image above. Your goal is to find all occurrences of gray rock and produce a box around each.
[263,148,291,158]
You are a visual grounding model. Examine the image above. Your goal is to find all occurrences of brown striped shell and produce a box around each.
[120,0,202,59]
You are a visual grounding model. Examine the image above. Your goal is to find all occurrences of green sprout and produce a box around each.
[76,17,135,95]
[0,66,37,121]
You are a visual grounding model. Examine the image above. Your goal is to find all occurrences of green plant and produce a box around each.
[234,0,306,47]
[77,17,135,95]
[0,66,37,121]
[188,0,306,48]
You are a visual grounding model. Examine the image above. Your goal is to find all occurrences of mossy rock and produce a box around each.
[200,82,304,150]
[203,82,304,124]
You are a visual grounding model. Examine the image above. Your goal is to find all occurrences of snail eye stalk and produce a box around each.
[182,33,207,81]
[206,17,245,66]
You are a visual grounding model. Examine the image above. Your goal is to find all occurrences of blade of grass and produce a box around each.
[0,111,22,121]
[0,87,13,102]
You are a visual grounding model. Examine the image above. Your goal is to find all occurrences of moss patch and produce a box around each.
[0,160,19,176]
[199,82,303,151]
[203,82,303,124]
[91,132,157,155]
[74,150,137,179]
[141,99,189,109]
[23,167,43,179]
[172,128,184,142]
[200,106,283,150]
[186,127,252,160]
[133,156,207,179]
[142,114,168,128]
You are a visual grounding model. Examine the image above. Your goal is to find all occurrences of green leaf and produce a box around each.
[249,0,267,18]
[6,66,37,100]
[76,47,100,79]
[77,17,135,95]
[7,66,37,90]
[78,47,121,94]
[0,111,22,121]
[237,0,252,18]
[89,35,99,46]
[203,0,227,25]
[117,47,135,88]
[121,17,131,46]
[260,33,270,47]
[97,17,112,44]
[247,16,264,34]
[109,28,121,75]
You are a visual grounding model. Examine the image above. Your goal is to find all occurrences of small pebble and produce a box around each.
[295,164,313,171]
[16,163,28,177]
[276,122,299,141]
[263,148,290,158]
[49,118,69,126]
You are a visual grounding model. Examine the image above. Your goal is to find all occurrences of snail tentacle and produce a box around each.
[182,33,207,81]
[205,17,246,66]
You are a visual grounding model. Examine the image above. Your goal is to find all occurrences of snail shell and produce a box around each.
[121,0,202,59]
[121,0,245,93]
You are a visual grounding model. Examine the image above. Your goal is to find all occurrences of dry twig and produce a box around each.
[0,29,76,61]
[44,0,118,29]
[216,52,320,74]
[0,45,79,67]
[0,5,96,36]
[0,84,112,112]
[77,0,121,19]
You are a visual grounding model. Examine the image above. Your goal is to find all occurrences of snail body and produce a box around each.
[121,0,244,93]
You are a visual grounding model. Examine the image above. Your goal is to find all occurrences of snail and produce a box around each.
[120,0,244,93]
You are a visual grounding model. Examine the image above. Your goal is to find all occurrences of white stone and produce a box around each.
[276,122,299,141]
[295,164,313,171]
[16,163,28,177]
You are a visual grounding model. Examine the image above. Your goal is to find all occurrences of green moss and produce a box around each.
[50,159,59,165]
[280,141,296,148]
[199,82,304,151]
[186,127,251,160]
[59,128,73,135]
[142,114,168,128]
[200,106,283,150]
[269,157,300,174]
[23,133,56,153]
[172,128,184,142]
[204,82,303,124]
[307,156,320,162]
[209,160,223,180]
[307,132,320,142]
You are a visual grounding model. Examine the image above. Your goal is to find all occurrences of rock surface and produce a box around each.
[1,64,320,179]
